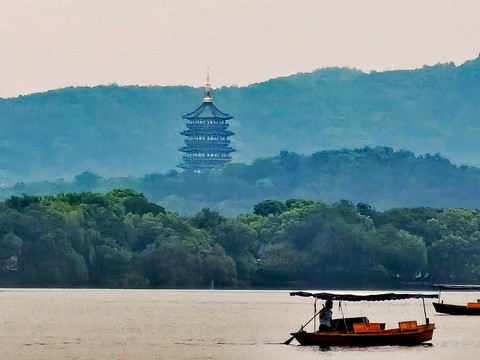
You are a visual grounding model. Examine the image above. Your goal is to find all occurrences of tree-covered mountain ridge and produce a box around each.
[1,54,480,185]
[2,146,480,217]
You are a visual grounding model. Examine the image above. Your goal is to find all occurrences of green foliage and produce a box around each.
[4,195,41,212]
[253,200,287,217]
[74,172,104,191]
[365,226,427,275]
[5,146,480,218]
[0,231,23,261]
[124,197,165,216]
[190,208,226,232]
[1,190,480,288]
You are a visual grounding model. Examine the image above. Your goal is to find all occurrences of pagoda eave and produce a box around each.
[179,146,235,153]
[182,102,233,120]
[181,128,234,137]
[182,140,234,147]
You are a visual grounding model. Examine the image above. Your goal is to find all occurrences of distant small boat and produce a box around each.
[432,284,480,315]
[286,291,437,347]
[433,302,480,315]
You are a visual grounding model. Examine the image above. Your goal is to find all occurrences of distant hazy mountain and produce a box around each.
[1,54,480,185]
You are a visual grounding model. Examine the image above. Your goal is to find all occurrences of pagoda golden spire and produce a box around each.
[203,66,213,102]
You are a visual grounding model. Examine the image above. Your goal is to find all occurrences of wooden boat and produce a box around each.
[432,284,480,315]
[433,302,480,315]
[287,291,437,346]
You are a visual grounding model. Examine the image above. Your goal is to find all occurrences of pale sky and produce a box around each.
[1,0,480,98]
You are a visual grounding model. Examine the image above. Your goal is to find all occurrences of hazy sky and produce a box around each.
[1,0,480,98]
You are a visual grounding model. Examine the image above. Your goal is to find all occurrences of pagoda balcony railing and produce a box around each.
[184,119,228,125]
[182,152,233,157]
[182,157,232,164]
[183,153,233,159]
[181,133,234,140]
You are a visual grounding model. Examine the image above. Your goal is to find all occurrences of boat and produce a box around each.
[286,291,437,346]
[432,284,480,315]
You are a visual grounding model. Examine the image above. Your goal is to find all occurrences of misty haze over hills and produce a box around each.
[3,147,480,217]
[1,55,480,187]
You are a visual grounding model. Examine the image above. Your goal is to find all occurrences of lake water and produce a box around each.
[0,289,479,359]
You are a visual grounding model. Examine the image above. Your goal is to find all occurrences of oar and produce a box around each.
[283,335,296,345]
[284,307,323,345]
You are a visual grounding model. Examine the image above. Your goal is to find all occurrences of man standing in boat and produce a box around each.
[318,300,333,332]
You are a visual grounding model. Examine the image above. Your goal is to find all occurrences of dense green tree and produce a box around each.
[253,200,288,217]
[4,195,41,212]
[2,190,480,288]
[365,225,427,276]
[0,231,23,262]
[190,208,226,233]
[74,172,104,191]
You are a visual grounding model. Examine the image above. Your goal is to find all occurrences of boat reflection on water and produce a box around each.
[286,291,438,347]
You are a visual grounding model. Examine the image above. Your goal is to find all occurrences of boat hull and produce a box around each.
[433,302,480,315]
[291,324,435,346]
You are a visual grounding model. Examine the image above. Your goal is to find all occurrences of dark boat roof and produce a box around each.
[434,284,480,290]
[290,291,438,301]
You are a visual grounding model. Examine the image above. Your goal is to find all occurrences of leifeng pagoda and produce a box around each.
[179,72,235,172]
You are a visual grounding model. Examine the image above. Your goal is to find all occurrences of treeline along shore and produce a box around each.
[0,189,479,289]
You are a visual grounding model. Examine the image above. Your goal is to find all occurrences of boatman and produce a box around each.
[318,299,333,332]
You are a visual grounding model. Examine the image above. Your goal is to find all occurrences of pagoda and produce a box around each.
[179,71,235,172]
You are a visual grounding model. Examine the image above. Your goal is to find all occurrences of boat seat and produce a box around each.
[353,322,382,333]
[399,320,418,332]
[467,302,480,308]
[331,317,369,332]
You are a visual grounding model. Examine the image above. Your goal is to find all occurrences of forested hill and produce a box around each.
[1,190,480,288]
[2,147,480,217]
[1,55,480,184]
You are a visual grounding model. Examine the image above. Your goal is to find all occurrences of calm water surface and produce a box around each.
[0,289,478,359]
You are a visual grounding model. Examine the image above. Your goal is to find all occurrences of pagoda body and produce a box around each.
[179,75,234,172]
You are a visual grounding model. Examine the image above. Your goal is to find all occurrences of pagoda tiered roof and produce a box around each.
[179,143,235,153]
[180,128,234,136]
[182,101,233,120]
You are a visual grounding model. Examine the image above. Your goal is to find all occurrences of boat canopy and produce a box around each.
[290,291,438,301]
[434,284,480,290]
